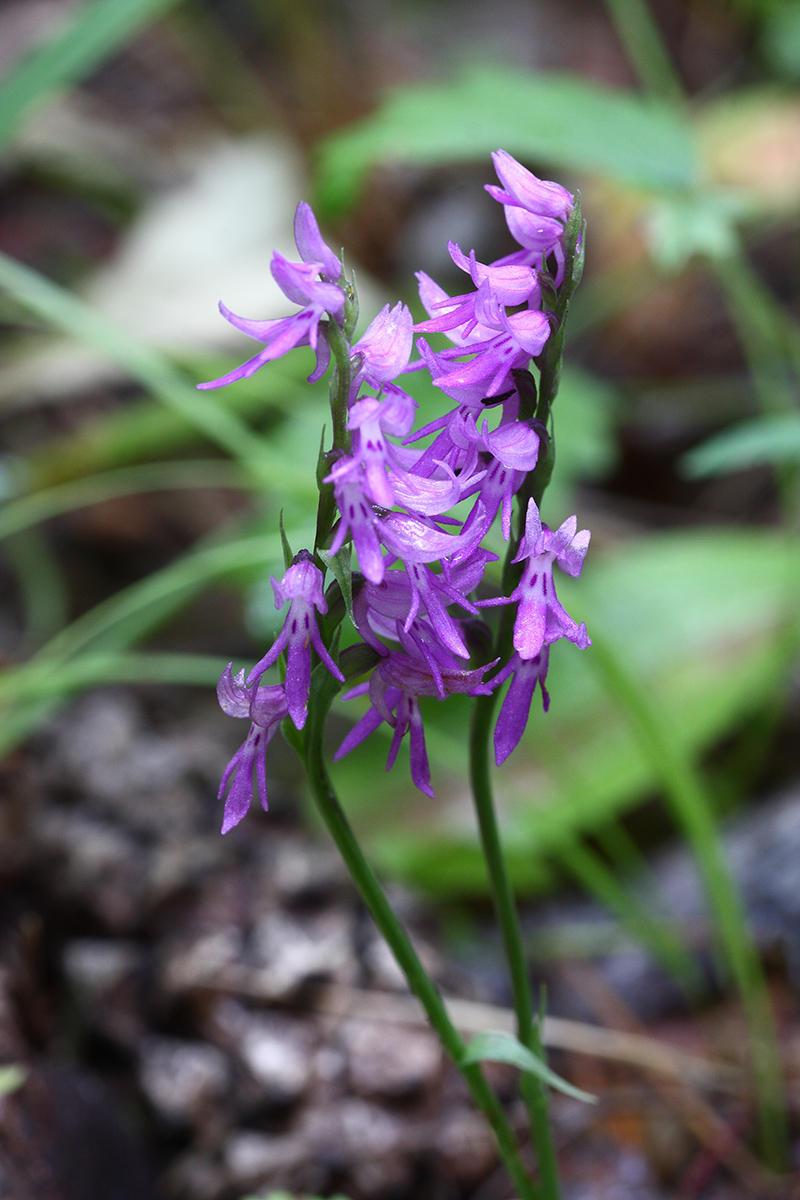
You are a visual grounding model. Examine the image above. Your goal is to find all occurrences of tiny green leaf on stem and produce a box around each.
[462,1031,597,1104]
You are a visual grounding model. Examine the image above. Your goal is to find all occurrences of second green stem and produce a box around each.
[470,689,562,1199]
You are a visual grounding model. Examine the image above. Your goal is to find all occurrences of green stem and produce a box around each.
[713,249,797,419]
[471,691,561,1199]
[314,318,353,559]
[602,0,684,104]
[462,199,586,1196]
[712,248,800,521]
[589,633,789,1172]
[301,723,539,1200]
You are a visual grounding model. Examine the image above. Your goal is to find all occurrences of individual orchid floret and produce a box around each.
[447,241,542,307]
[486,151,575,285]
[416,273,496,350]
[502,499,591,661]
[328,384,418,508]
[486,149,574,222]
[352,302,414,389]
[491,649,550,767]
[247,551,344,729]
[334,650,497,797]
[293,200,342,283]
[198,253,345,391]
[388,457,484,517]
[216,665,289,833]
[328,462,386,584]
[422,303,551,401]
[454,416,541,544]
[378,510,482,568]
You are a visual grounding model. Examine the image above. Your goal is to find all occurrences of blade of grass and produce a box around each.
[588,631,789,1172]
[16,529,284,669]
[0,0,181,151]
[1,651,228,702]
[0,460,255,541]
[3,528,69,646]
[0,525,289,755]
[601,0,685,104]
[0,253,276,484]
[556,836,704,996]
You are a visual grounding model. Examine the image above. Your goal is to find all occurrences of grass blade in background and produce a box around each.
[0,253,276,483]
[0,527,288,755]
[0,461,254,541]
[588,632,790,1170]
[0,0,182,151]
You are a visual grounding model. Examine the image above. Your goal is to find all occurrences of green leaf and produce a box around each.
[279,511,294,571]
[347,529,800,895]
[461,1031,597,1104]
[760,1,800,80]
[682,413,800,476]
[319,544,354,623]
[0,0,181,151]
[645,190,755,271]
[314,66,698,216]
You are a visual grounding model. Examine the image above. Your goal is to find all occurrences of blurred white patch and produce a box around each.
[1,134,384,404]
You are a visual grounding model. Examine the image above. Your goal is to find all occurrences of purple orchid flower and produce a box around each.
[327,462,387,584]
[491,649,550,766]
[334,649,496,797]
[352,302,414,389]
[198,251,346,391]
[485,151,575,285]
[327,384,417,509]
[247,552,344,729]
[217,665,289,833]
[452,415,541,544]
[480,499,590,660]
[486,151,573,221]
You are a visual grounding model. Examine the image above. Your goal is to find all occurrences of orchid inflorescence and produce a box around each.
[204,150,590,833]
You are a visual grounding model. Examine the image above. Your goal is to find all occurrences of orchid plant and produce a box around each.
[202,151,588,1200]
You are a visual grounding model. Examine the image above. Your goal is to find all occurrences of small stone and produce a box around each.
[209,1000,314,1107]
[300,1097,407,1165]
[160,927,244,993]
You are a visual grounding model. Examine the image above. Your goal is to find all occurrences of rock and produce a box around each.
[432,1105,497,1184]
[62,939,140,997]
[62,939,143,1045]
[299,1097,408,1167]
[160,927,244,993]
[37,811,145,930]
